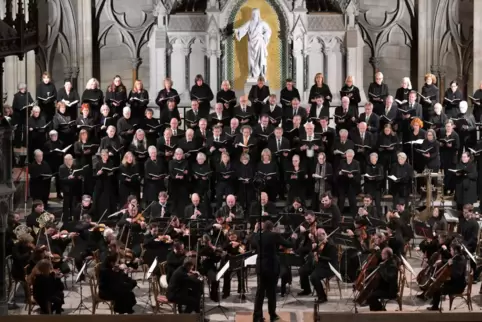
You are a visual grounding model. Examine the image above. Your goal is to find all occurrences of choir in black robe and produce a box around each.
[43,138,65,197]
[334,105,358,133]
[81,88,104,119]
[285,165,308,204]
[190,83,214,118]
[143,157,166,205]
[419,83,439,120]
[248,84,270,116]
[235,161,255,210]
[389,162,413,207]
[142,116,162,147]
[309,83,332,109]
[331,138,354,172]
[404,129,426,173]
[367,82,389,115]
[59,163,82,221]
[117,116,138,146]
[376,132,399,174]
[438,129,460,193]
[73,139,95,193]
[443,88,463,117]
[28,115,48,161]
[216,89,237,116]
[76,114,96,140]
[53,110,76,147]
[453,111,476,155]
[359,112,380,134]
[418,138,440,172]
[340,84,361,111]
[337,159,361,214]
[119,162,140,206]
[99,135,123,166]
[169,158,190,215]
[363,161,384,217]
[105,85,127,116]
[279,85,301,110]
[37,81,57,122]
[97,114,117,139]
[128,89,149,120]
[470,88,482,121]
[427,112,448,134]
[28,160,52,206]
[454,160,478,208]
[191,161,212,212]
[12,90,34,147]
[156,87,180,112]
[160,107,182,127]
[93,159,117,218]
[257,160,279,202]
[215,161,236,209]
[57,87,80,119]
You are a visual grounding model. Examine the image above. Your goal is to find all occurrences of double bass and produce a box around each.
[423,256,455,298]
[354,260,386,305]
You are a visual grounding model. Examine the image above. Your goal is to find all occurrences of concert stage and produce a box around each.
[312,312,482,322]
[2,316,199,322]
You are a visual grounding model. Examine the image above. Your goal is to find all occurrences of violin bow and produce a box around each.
[162,216,176,236]
[214,227,223,248]
[97,209,109,226]
[144,201,156,224]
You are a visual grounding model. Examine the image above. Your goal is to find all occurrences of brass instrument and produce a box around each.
[33,212,54,235]
[416,170,443,221]
[13,224,31,240]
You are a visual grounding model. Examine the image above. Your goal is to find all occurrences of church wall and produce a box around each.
[359,0,413,92]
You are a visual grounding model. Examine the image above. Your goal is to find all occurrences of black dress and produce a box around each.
[235,161,255,210]
[367,82,389,115]
[143,158,166,205]
[37,82,57,122]
[128,89,149,120]
[28,115,48,161]
[216,89,237,117]
[419,83,439,120]
[105,85,128,116]
[256,161,279,202]
[119,163,141,205]
[93,159,118,218]
[376,133,400,175]
[81,88,104,120]
[73,140,95,194]
[340,85,361,111]
[190,83,214,118]
[12,90,34,147]
[438,130,460,192]
[454,161,478,207]
[53,110,76,147]
[32,272,65,314]
[155,87,180,112]
[57,87,80,119]
[169,159,190,216]
[471,88,482,121]
[443,88,463,117]
[28,161,52,206]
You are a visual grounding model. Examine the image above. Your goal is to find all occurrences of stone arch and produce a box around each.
[224,0,290,90]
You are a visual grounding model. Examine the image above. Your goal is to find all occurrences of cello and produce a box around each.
[424,255,455,298]
[354,261,384,305]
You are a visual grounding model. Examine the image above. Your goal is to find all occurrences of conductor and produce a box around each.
[252,220,293,322]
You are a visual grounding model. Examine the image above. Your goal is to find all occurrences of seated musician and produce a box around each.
[143,223,170,267]
[99,254,137,314]
[26,200,51,238]
[386,208,413,244]
[149,191,173,219]
[281,197,305,214]
[320,192,341,232]
[28,259,65,314]
[167,258,204,314]
[211,213,230,245]
[309,228,338,303]
[222,230,247,299]
[215,194,245,220]
[427,207,448,234]
[72,195,94,222]
[184,193,207,219]
[367,247,399,311]
[42,222,76,274]
[166,241,187,282]
[12,233,35,283]
[117,204,146,258]
[72,214,105,273]
[249,191,277,218]
[427,243,467,311]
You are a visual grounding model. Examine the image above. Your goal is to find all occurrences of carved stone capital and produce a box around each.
[70,66,80,78]
[369,56,381,70]
[64,67,73,80]
[130,57,142,69]
[183,47,191,56]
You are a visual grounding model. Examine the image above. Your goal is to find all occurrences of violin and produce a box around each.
[131,213,145,223]
[156,235,173,243]
[89,223,106,232]
[50,253,62,263]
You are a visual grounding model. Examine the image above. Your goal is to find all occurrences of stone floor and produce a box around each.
[6,255,482,320]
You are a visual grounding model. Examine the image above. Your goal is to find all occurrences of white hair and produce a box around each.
[148,145,157,154]
[402,77,412,89]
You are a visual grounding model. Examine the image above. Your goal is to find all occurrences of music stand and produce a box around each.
[71,261,91,314]
[279,253,304,307]
[205,261,229,318]
[333,234,357,283]
[141,257,158,313]
[230,252,254,303]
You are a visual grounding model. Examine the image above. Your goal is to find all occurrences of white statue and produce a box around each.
[234,8,272,79]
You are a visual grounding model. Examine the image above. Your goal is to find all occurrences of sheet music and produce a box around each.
[147,257,158,279]
[75,261,88,283]
[216,261,230,281]
[400,255,415,275]
[244,254,257,267]
[329,262,342,281]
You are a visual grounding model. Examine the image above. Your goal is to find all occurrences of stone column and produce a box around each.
[77,0,93,91]
[369,56,381,76]
[324,47,338,103]
[189,40,205,88]
[473,0,482,92]
[131,58,142,87]
[209,50,220,94]
[293,48,304,99]
[171,40,188,101]
[149,29,168,104]
[431,65,445,103]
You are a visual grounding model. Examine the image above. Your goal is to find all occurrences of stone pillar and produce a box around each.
[369,56,381,76]
[431,65,445,103]
[324,47,338,103]
[149,29,168,104]
[77,0,92,91]
[208,50,220,94]
[131,58,142,87]
[0,125,15,317]
[293,48,304,99]
[345,28,366,104]
[473,0,482,92]
[0,59,4,108]
[171,40,188,101]
[189,40,205,88]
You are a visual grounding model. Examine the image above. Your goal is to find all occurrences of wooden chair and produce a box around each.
[448,272,473,311]
[152,272,176,314]
[24,276,51,314]
[88,268,114,315]
[159,261,169,292]
[323,275,342,299]
[381,266,406,311]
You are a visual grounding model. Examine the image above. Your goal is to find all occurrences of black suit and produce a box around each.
[183,203,208,219]
[252,231,292,321]
[359,112,380,134]
[167,265,203,313]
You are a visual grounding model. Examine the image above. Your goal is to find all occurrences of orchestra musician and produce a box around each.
[249,191,277,218]
[320,192,341,232]
[309,228,338,303]
[427,243,467,311]
[167,258,204,314]
[367,247,399,311]
[460,204,478,274]
[98,254,137,314]
[215,194,245,220]
[166,241,188,282]
[222,231,247,299]
[11,233,36,284]
[28,259,65,314]
[252,220,293,322]
[198,234,223,302]
[39,222,76,275]
[117,204,146,258]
